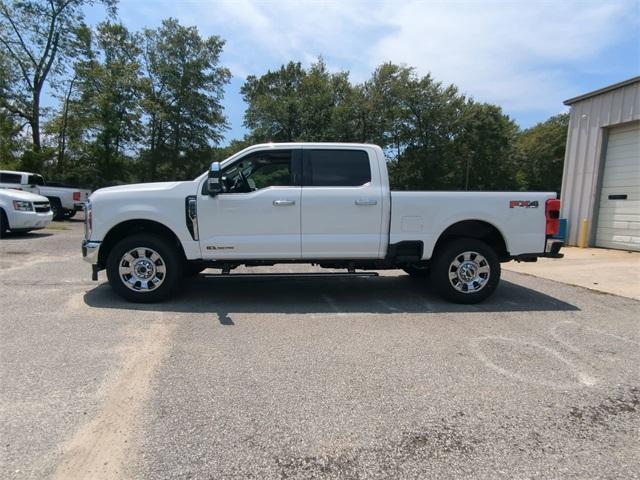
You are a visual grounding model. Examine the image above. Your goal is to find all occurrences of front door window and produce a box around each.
[222,150,295,193]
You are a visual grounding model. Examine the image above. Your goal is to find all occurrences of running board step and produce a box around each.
[201,272,379,278]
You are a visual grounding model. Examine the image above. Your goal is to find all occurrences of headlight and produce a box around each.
[13,200,33,211]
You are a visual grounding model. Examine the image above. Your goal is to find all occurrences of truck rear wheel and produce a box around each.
[49,198,64,221]
[431,238,500,304]
[106,233,183,303]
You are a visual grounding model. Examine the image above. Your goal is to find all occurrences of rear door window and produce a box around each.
[306,150,371,187]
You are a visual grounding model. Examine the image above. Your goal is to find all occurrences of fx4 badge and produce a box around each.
[509,200,539,208]
[206,245,234,250]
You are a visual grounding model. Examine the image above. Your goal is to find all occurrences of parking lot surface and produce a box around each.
[505,246,640,300]
[1,221,639,479]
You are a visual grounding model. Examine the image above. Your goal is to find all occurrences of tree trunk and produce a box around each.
[57,77,76,175]
[31,90,41,151]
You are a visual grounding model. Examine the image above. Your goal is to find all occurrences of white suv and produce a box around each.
[0,189,53,237]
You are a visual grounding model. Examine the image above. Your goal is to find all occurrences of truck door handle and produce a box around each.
[355,199,377,206]
[273,200,295,206]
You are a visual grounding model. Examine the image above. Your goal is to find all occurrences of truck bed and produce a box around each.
[390,191,556,259]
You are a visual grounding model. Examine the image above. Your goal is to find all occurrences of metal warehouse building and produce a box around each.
[561,76,640,251]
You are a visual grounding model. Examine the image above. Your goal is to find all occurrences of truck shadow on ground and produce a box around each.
[1,231,53,240]
[83,274,579,317]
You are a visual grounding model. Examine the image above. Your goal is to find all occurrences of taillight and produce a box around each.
[73,191,81,201]
[546,199,561,236]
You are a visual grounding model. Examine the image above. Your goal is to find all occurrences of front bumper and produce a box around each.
[82,240,101,264]
[8,210,53,230]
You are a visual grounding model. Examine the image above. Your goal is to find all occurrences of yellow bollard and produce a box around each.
[578,218,589,248]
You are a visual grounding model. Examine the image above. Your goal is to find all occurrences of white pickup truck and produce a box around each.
[82,143,563,304]
[0,170,91,220]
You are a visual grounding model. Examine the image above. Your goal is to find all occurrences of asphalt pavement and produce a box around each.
[1,220,638,479]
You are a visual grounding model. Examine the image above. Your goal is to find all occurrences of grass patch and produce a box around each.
[45,224,70,231]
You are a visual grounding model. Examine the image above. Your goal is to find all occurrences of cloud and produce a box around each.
[112,0,639,127]
[369,1,637,112]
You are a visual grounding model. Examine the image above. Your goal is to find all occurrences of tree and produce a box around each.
[242,60,522,191]
[140,18,230,180]
[369,65,469,189]
[241,61,307,142]
[73,21,143,184]
[241,59,356,143]
[0,0,116,160]
[454,102,520,190]
[515,113,569,192]
[0,109,22,168]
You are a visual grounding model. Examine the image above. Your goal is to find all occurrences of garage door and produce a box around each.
[595,123,640,251]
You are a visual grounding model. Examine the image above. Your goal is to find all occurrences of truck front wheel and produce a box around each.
[0,209,7,238]
[431,238,500,304]
[106,233,183,303]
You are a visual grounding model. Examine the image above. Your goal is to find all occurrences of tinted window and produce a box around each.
[308,150,371,187]
[28,175,45,186]
[0,173,22,184]
[222,150,294,193]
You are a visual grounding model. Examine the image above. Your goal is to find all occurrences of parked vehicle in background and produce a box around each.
[0,189,53,238]
[0,170,91,220]
[82,143,564,304]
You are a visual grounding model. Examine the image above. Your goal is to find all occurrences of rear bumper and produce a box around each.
[74,203,84,211]
[543,239,564,258]
[512,239,564,262]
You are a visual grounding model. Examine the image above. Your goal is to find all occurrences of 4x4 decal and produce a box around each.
[509,200,539,208]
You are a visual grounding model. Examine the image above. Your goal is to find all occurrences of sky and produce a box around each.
[85,0,640,144]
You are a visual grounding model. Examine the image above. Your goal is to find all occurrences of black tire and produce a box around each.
[64,210,77,219]
[0,209,7,238]
[184,264,206,277]
[106,233,183,303]
[49,198,64,221]
[403,264,430,278]
[430,238,500,304]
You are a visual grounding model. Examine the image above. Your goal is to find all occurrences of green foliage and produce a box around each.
[139,18,230,181]
[241,59,358,142]
[70,21,142,185]
[0,0,116,161]
[242,61,527,191]
[515,113,569,192]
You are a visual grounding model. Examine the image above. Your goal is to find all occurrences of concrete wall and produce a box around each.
[561,79,640,246]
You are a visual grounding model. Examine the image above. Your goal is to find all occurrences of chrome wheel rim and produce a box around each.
[448,251,490,293]
[118,247,166,292]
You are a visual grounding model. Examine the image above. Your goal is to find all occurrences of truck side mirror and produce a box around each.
[207,162,222,196]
